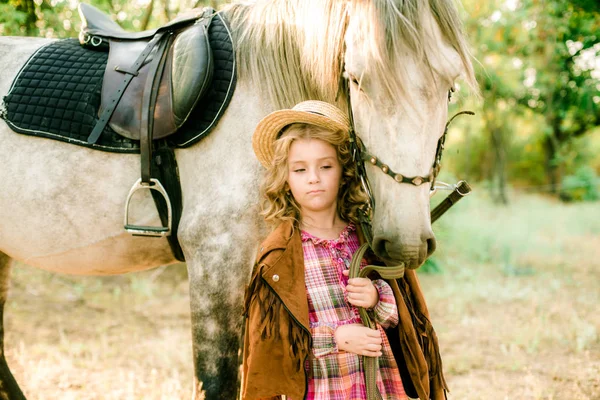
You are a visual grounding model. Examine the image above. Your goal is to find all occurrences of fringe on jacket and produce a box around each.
[397,275,449,397]
[244,263,311,372]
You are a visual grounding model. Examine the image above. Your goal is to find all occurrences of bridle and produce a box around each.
[342,77,474,245]
[338,10,474,399]
[343,73,474,400]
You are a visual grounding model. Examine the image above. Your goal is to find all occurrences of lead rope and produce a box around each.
[348,243,405,400]
[349,179,471,400]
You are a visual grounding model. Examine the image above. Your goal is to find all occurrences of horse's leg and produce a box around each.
[0,253,25,400]
[182,218,257,400]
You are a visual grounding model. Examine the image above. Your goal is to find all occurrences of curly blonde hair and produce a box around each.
[260,123,367,227]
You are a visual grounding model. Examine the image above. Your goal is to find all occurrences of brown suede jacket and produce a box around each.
[241,221,448,400]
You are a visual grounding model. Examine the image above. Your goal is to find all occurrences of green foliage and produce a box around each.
[0,3,31,36]
[560,166,600,201]
[455,0,600,198]
[420,257,443,274]
[0,0,231,38]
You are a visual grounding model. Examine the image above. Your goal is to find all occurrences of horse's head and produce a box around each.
[230,0,476,268]
[343,1,476,268]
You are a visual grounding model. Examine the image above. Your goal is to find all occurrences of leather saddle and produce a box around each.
[78,3,216,238]
[78,3,214,142]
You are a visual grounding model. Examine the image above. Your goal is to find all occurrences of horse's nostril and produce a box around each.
[426,237,437,256]
[372,237,389,260]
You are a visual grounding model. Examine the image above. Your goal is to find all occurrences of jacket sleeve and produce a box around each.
[371,279,399,329]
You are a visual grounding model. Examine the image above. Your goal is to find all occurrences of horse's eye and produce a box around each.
[346,73,361,88]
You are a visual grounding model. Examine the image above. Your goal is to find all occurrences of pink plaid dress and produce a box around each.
[299,223,407,400]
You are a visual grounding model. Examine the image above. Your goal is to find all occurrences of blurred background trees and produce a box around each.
[1,0,598,203]
[460,0,600,203]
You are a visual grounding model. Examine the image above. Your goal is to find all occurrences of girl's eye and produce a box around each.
[293,168,305,173]
[321,165,332,169]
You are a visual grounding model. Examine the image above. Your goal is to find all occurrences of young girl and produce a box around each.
[242,101,447,400]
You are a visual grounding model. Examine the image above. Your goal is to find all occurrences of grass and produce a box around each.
[3,189,599,399]
[424,188,600,400]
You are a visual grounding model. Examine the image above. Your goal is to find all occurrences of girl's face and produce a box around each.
[287,138,343,217]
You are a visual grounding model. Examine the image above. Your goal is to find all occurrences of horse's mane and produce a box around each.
[224,0,476,110]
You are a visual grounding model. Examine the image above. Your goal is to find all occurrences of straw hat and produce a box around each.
[252,100,350,168]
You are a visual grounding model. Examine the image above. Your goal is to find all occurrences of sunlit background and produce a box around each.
[0,0,598,399]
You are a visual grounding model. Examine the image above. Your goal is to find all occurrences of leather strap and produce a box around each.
[430,181,472,223]
[140,36,171,183]
[87,32,165,144]
[348,243,405,400]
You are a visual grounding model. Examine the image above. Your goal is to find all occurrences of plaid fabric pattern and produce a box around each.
[299,224,407,400]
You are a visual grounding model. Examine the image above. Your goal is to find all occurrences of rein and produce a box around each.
[343,77,473,399]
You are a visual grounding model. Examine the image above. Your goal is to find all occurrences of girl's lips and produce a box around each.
[307,190,324,194]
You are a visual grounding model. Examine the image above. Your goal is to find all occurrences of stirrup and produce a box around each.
[124,178,172,237]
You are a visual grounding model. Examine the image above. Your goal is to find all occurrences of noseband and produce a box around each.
[342,77,473,245]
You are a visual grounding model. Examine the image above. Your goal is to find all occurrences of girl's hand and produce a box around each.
[342,270,379,309]
[334,324,382,356]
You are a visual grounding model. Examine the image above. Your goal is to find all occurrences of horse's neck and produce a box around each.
[176,79,273,207]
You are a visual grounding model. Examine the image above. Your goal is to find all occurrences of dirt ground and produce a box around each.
[6,264,194,400]
[4,194,600,399]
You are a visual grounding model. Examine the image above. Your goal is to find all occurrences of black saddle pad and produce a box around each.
[1,12,236,153]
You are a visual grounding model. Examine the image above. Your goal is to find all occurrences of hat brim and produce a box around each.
[252,109,349,168]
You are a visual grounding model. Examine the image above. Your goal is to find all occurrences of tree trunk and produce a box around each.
[490,124,508,204]
[543,133,561,195]
[483,100,509,205]
[140,0,155,31]
[15,0,36,35]
[162,0,171,22]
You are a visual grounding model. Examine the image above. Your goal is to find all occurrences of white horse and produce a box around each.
[0,0,475,398]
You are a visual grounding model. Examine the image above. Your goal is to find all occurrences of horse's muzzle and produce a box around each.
[372,235,436,270]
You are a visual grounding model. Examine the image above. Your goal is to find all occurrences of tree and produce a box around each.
[516,0,600,193]
[463,0,600,197]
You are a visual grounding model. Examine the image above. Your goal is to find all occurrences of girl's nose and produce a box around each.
[308,169,320,184]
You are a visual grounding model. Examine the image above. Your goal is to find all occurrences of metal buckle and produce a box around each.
[124,178,172,237]
[79,31,90,44]
[90,36,103,47]
[359,173,375,213]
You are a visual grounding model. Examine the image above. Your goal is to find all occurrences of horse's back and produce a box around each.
[0,37,52,95]
[0,36,177,274]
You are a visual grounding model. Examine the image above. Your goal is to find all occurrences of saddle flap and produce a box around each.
[101,39,161,139]
[100,17,213,140]
[172,20,214,126]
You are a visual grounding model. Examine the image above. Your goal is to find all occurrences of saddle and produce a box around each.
[79,3,213,142]
[78,3,215,238]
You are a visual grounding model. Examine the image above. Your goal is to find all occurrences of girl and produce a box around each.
[242,101,447,400]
